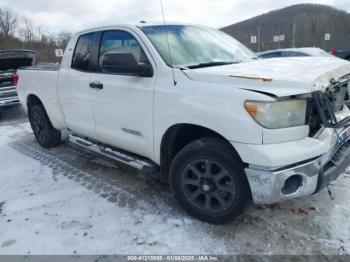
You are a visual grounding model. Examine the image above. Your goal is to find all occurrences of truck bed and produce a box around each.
[16,66,64,130]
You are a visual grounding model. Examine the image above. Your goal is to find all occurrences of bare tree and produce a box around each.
[56,31,72,49]
[0,6,74,63]
[18,17,35,43]
[0,7,17,37]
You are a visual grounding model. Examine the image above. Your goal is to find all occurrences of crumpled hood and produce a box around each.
[183,57,350,97]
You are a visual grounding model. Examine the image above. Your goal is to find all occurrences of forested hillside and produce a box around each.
[221,4,350,52]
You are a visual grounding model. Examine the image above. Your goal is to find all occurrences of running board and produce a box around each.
[68,134,158,174]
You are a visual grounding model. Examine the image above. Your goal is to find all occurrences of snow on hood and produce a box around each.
[184,57,350,97]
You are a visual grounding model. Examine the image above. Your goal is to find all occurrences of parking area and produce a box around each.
[0,106,350,255]
[0,106,27,126]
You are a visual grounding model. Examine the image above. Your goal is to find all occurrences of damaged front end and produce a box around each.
[308,73,350,137]
[309,73,350,192]
[245,72,350,205]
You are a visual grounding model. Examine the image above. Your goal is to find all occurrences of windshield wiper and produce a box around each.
[183,61,239,70]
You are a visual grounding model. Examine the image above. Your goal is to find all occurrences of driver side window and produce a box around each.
[98,30,149,74]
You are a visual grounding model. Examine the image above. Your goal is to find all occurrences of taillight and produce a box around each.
[12,74,19,86]
[330,48,337,56]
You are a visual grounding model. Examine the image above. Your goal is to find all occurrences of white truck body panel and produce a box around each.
[17,69,65,129]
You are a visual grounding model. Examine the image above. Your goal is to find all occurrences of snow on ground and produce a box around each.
[0,115,350,255]
[0,123,227,255]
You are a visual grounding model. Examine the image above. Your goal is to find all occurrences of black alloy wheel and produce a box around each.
[181,159,236,213]
[29,105,61,148]
[170,138,251,224]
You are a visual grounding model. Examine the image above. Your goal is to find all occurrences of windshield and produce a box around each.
[140,25,257,68]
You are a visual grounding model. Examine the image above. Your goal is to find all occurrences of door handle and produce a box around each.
[89,81,104,90]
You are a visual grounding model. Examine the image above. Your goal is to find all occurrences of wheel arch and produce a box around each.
[27,94,44,111]
[26,93,66,131]
[159,123,244,182]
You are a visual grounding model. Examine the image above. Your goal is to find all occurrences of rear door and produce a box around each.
[89,29,157,158]
[58,32,97,138]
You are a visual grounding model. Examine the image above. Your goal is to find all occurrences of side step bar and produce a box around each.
[68,134,158,174]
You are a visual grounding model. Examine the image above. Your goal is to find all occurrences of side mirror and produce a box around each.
[101,52,153,77]
[136,63,153,77]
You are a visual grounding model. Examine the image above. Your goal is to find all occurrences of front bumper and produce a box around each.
[245,125,350,204]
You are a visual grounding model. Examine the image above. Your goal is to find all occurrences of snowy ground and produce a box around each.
[0,106,350,255]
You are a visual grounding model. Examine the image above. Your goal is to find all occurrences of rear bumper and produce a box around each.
[244,125,350,204]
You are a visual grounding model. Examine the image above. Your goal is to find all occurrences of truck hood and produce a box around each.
[183,57,350,97]
[0,49,36,71]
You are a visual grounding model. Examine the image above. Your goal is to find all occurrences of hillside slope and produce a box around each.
[221,4,350,52]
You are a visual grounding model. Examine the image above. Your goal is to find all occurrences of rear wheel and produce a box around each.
[29,105,61,148]
[170,138,251,224]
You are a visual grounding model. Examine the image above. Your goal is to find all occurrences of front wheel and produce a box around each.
[29,104,61,148]
[170,138,251,224]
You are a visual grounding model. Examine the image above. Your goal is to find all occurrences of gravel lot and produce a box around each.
[0,106,350,255]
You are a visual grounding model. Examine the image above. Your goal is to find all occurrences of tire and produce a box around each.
[28,104,61,148]
[170,138,251,224]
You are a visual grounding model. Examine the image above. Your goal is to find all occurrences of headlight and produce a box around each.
[244,99,307,129]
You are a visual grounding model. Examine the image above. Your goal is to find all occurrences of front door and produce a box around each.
[89,30,156,158]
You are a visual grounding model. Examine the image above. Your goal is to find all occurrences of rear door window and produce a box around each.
[72,33,95,71]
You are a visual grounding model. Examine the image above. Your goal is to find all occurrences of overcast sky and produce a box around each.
[0,0,349,33]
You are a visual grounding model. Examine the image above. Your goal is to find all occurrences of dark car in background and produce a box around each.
[330,48,350,61]
[0,49,36,110]
[257,47,335,59]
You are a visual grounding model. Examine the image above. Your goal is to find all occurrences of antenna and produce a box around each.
[160,0,177,86]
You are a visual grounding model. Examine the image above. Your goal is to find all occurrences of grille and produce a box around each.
[0,74,14,88]
[324,79,349,112]
[0,73,17,101]
[308,75,350,137]
[308,74,350,137]
[307,99,323,137]
[338,73,350,82]
[0,88,17,99]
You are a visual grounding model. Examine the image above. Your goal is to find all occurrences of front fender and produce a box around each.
[153,77,270,163]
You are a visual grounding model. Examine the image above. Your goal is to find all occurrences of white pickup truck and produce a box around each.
[16,23,350,224]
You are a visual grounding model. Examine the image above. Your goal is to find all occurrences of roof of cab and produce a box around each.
[73,22,197,36]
